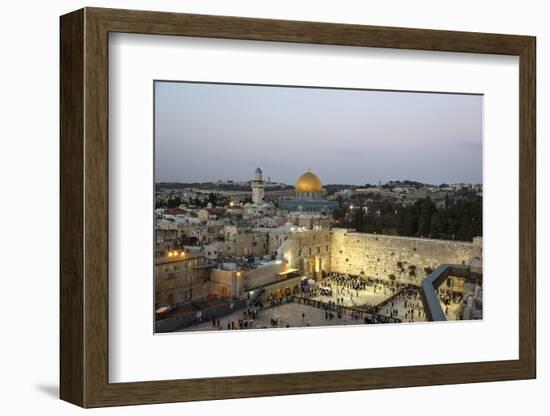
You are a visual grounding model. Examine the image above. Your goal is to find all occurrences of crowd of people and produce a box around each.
[192,271,473,331]
[376,286,425,322]
[325,272,401,294]
[208,306,263,331]
[294,296,396,325]
[439,290,463,306]
[265,287,297,307]
[291,272,407,324]
[438,290,464,319]
[310,272,404,309]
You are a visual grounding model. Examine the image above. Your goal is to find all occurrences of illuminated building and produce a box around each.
[278,170,339,214]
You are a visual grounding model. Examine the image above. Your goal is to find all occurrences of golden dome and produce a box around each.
[295,171,323,192]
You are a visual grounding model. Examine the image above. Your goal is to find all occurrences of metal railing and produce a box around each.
[293,295,401,324]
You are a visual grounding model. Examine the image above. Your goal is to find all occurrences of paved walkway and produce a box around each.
[176,286,465,332]
[177,302,367,332]
[378,294,426,323]
[440,300,462,320]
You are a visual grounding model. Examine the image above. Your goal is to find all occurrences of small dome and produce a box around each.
[295,171,323,192]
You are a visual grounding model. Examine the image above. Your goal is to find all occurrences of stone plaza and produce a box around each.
[178,301,369,332]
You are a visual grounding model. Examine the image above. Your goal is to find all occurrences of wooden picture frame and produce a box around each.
[60,7,536,408]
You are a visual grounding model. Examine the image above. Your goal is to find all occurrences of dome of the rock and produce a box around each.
[295,171,323,192]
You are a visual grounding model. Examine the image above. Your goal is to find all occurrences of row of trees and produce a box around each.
[334,196,482,242]
[156,193,228,209]
[155,182,294,192]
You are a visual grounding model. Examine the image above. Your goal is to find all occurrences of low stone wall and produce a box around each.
[209,261,286,298]
[155,298,249,333]
[241,261,286,290]
[257,276,303,298]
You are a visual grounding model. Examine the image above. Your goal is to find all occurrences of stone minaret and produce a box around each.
[251,167,265,204]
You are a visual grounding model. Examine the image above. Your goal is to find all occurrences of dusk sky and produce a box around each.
[155,81,482,186]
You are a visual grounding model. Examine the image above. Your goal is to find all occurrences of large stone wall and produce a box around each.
[279,229,332,278]
[330,228,482,286]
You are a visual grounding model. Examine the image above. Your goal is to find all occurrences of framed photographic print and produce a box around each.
[60,7,536,408]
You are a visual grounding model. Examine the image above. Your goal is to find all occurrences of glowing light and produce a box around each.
[180,252,185,257]
[350,205,354,209]
[167,252,173,257]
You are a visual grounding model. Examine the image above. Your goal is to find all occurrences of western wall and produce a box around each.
[329,228,482,286]
[275,227,482,288]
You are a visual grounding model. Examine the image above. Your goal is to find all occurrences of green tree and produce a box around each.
[332,207,347,223]
[166,197,181,208]
[352,206,367,232]
[418,197,436,237]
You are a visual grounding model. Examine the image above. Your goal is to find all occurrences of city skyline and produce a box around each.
[155,81,483,185]
[154,176,482,186]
